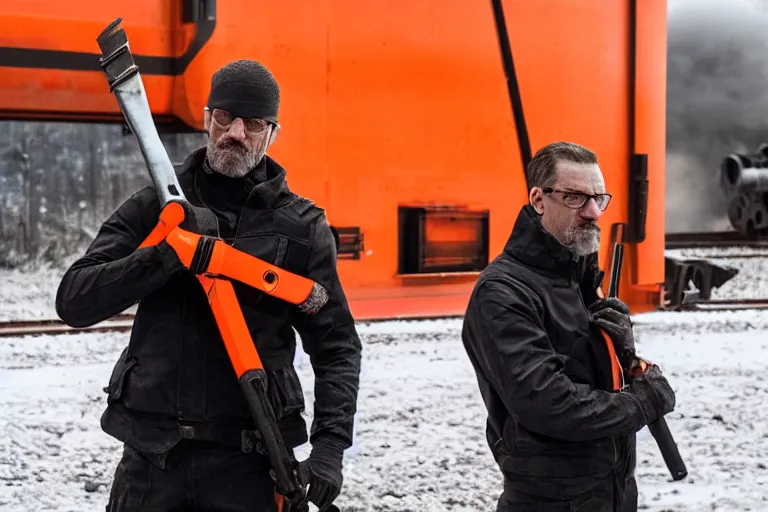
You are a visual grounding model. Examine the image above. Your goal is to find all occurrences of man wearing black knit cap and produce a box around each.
[56,60,362,512]
[204,59,282,179]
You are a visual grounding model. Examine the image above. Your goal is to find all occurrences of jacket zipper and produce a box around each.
[576,265,620,468]
[193,170,256,246]
[232,187,258,243]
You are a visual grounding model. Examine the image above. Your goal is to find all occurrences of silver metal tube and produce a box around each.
[734,167,768,193]
[111,76,187,207]
[721,153,768,194]
[95,18,187,209]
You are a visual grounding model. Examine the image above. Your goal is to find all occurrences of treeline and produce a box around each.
[0,121,205,269]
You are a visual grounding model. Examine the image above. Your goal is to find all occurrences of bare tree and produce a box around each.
[0,120,205,269]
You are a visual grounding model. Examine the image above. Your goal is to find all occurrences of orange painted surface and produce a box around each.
[0,0,668,319]
[626,0,668,313]
[0,2,179,121]
[205,275,265,377]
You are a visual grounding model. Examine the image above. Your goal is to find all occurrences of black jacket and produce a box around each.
[56,147,362,468]
[462,205,647,500]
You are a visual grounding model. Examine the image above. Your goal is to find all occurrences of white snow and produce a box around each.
[3,249,762,323]
[0,268,136,322]
[2,261,768,510]
[1,307,767,511]
[0,268,64,321]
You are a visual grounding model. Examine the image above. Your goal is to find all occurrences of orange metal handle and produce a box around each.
[200,275,264,376]
[162,227,316,305]
[628,358,650,377]
[139,203,318,306]
[138,201,186,249]
[205,239,316,306]
[201,275,305,507]
[601,330,625,391]
[595,286,625,391]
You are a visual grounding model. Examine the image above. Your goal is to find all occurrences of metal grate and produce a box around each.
[398,206,489,274]
[333,226,364,260]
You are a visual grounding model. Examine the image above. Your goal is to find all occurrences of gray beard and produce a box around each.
[563,223,601,256]
[206,138,259,179]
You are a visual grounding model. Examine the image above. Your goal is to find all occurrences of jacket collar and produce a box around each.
[503,204,600,284]
[179,147,292,210]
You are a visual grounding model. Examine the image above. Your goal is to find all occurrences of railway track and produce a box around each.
[670,298,768,312]
[3,229,768,337]
[664,230,768,309]
[0,313,135,338]
[2,301,768,337]
[665,230,768,249]
[3,299,768,338]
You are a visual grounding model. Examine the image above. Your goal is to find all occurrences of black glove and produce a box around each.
[298,437,345,512]
[628,364,676,425]
[179,202,220,238]
[165,202,220,275]
[589,297,636,369]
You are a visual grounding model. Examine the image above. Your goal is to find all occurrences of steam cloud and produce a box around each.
[666,0,768,232]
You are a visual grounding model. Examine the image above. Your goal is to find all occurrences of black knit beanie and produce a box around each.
[206,60,280,122]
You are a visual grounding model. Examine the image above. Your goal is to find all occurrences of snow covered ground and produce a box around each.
[1,305,768,510]
[0,268,65,321]
[5,244,767,320]
[2,258,768,511]
[0,268,136,321]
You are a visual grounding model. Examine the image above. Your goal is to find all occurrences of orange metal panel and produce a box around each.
[0,5,175,55]
[631,0,668,294]
[503,0,632,295]
[0,0,669,318]
[0,2,188,122]
[193,1,332,203]
[323,0,524,296]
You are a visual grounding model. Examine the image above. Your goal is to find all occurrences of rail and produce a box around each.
[3,226,768,336]
[0,311,471,338]
[0,313,135,338]
[665,230,768,249]
[671,298,768,312]
[2,299,768,337]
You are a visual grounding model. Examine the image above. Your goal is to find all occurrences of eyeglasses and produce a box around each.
[206,108,276,134]
[543,187,612,211]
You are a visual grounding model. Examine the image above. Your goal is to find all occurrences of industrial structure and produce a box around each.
[0,1,718,319]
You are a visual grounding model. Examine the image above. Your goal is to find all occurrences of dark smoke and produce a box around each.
[666,0,768,232]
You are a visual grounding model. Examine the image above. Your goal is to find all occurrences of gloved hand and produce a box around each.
[164,203,221,274]
[628,364,676,425]
[298,437,345,512]
[589,297,636,369]
[179,202,220,238]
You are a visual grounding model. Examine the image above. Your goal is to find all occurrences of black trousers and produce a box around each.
[496,474,638,512]
[106,440,280,512]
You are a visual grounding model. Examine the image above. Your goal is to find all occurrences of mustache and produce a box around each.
[578,222,600,231]
[215,138,249,153]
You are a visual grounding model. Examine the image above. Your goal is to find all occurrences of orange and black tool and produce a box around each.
[137,207,327,313]
[96,18,339,512]
[598,237,626,393]
[602,223,688,482]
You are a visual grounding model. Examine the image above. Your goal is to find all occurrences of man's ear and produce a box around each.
[203,109,211,131]
[529,187,545,215]
[266,124,280,148]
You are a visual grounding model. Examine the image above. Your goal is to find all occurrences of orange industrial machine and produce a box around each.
[0,0,668,320]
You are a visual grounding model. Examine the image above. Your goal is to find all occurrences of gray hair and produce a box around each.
[526,141,598,190]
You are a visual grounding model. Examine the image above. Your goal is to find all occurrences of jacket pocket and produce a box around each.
[267,365,306,420]
[507,419,555,457]
[103,347,137,402]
